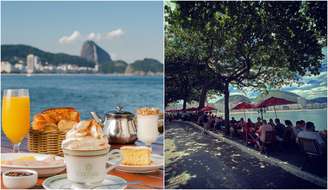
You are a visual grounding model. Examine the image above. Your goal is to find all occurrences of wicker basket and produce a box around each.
[28,130,65,156]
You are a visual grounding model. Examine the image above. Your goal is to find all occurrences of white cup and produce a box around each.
[63,147,112,184]
[137,114,159,145]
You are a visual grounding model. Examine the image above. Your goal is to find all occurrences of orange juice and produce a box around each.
[2,96,30,144]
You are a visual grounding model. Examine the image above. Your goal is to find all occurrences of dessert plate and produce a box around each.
[107,154,163,173]
[43,174,127,189]
[1,153,65,177]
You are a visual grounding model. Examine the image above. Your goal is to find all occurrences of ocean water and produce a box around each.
[1,74,163,149]
[229,109,327,131]
[1,74,163,118]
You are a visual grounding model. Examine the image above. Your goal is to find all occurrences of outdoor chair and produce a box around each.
[298,137,323,170]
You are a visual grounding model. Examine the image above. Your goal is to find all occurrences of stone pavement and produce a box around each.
[165,121,325,189]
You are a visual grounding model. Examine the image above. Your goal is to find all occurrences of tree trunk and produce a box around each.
[198,85,208,109]
[224,83,230,135]
[182,98,187,110]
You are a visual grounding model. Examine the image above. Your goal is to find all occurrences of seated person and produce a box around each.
[230,117,237,134]
[257,120,274,143]
[255,117,262,131]
[269,119,275,128]
[293,121,304,140]
[244,119,257,144]
[297,122,325,151]
[237,118,246,134]
[274,118,285,141]
[283,120,294,144]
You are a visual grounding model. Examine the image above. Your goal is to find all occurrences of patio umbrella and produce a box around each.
[166,109,180,113]
[257,97,296,118]
[201,105,217,112]
[185,107,199,112]
[232,102,256,119]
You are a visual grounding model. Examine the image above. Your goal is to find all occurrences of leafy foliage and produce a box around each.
[128,58,163,73]
[101,60,128,73]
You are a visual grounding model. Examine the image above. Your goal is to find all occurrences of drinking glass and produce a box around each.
[2,89,30,152]
[136,108,160,147]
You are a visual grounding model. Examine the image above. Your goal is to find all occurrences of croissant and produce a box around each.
[32,107,80,132]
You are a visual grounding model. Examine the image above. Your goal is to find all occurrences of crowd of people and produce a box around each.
[166,111,327,154]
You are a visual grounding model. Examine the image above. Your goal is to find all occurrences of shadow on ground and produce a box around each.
[165,121,324,189]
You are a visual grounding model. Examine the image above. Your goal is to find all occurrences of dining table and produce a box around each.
[1,136,164,189]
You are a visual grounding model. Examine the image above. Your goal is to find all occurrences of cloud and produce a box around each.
[59,29,125,44]
[106,28,124,39]
[59,30,81,44]
[87,32,102,41]
[289,85,327,99]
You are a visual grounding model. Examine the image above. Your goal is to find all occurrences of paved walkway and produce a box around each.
[165,121,324,189]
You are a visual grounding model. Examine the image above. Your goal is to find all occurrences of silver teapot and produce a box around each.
[90,106,137,144]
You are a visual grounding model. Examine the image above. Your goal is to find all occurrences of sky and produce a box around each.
[1,1,163,63]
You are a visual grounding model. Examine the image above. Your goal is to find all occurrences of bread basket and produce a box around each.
[27,107,80,156]
[28,130,66,156]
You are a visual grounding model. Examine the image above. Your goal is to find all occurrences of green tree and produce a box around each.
[166,1,326,134]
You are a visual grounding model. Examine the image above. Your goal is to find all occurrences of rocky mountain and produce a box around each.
[213,95,251,112]
[1,44,94,67]
[80,40,112,65]
[307,97,327,104]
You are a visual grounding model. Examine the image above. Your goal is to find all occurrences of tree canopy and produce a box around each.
[165,1,326,133]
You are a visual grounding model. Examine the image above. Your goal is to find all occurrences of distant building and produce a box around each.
[26,54,41,73]
[14,63,25,72]
[94,64,99,72]
[1,61,12,73]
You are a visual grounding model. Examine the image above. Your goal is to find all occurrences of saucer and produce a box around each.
[1,153,65,177]
[107,154,163,173]
[43,174,127,189]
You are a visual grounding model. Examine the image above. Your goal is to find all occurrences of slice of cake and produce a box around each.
[120,146,152,166]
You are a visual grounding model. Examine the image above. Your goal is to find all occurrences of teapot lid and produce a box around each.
[106,106,134,118]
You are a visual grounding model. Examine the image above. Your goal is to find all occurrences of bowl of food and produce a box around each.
[2,169,38,189]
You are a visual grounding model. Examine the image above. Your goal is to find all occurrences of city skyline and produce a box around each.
[1,1,163,63]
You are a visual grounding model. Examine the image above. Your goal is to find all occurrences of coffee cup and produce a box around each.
[63,147,111,184]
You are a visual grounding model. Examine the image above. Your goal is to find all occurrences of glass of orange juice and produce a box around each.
[2,89,30,152]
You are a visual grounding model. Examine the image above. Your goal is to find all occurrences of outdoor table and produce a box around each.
[1,138,163,189]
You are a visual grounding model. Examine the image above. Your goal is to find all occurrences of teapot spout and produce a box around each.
[90,112,104,125]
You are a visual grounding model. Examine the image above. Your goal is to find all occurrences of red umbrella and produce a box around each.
[166,109,180,113]
[233,102,256,118]
[257,97,296,118]
[201,105,217,112]
[185,107,199,112]
[233,102,255,110]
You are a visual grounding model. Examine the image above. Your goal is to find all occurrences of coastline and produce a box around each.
[1,73,164,77]
[221,107,327,115]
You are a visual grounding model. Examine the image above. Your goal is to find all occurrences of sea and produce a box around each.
[1,74,163,150]
[229,109,327,131]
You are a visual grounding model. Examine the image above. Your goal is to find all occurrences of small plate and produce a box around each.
[1,153,65,177]
[43,174,127,190]
[107,154,163,173]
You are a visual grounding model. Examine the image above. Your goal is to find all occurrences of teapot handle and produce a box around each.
[90,112,104,125]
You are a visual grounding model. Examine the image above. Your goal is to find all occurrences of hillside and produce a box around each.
[254,90,307,103]
[1,44,95,67]
[126,58,163,74]
[1,43,163,74]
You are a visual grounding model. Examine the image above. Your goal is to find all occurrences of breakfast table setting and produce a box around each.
[1,88,164,189]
